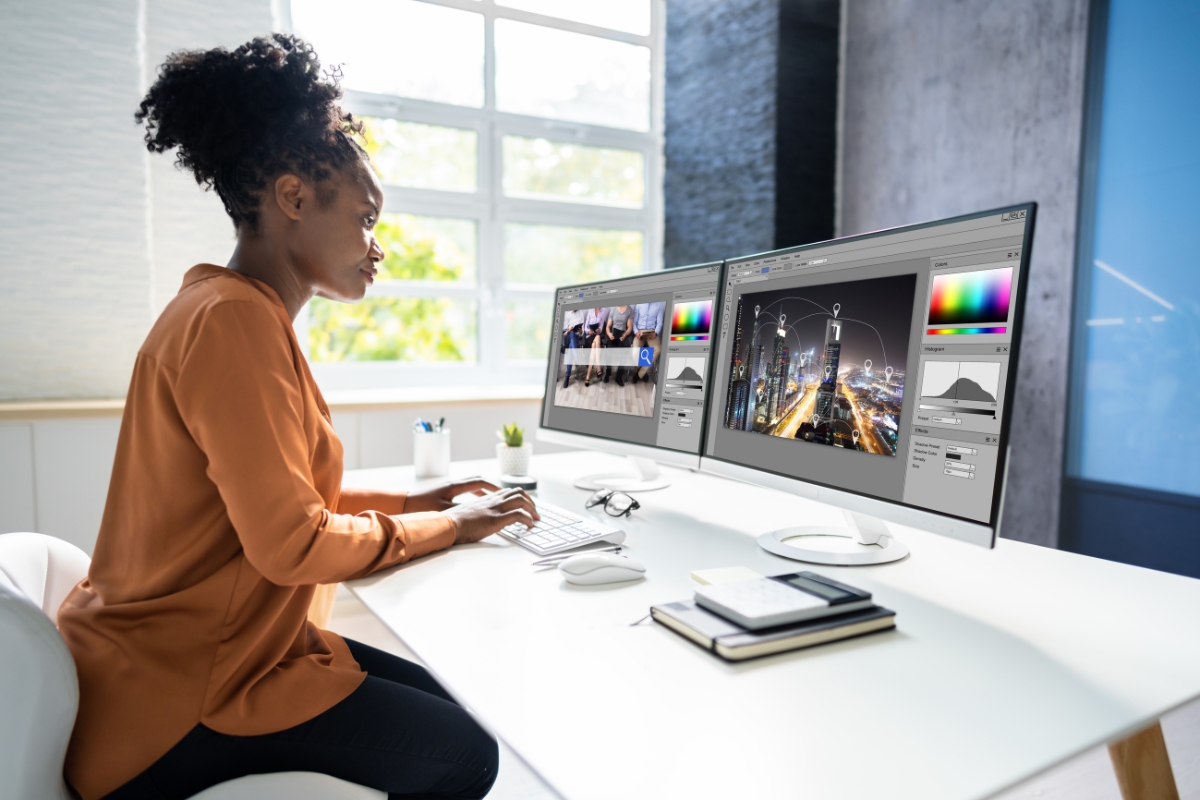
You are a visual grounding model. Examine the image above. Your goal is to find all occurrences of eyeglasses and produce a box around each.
[585,489,641,518]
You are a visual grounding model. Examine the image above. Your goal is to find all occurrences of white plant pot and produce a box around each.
[497,443,533,476]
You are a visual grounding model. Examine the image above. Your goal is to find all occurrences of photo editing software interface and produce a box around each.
[705,208,1031,524]
[542,264,723,454]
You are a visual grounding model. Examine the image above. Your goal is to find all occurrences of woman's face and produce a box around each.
[291,160,386,303]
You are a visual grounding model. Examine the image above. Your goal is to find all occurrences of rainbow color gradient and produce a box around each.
[928,267,1013,327]
[669,300,713,338]
[927,327,1007,335]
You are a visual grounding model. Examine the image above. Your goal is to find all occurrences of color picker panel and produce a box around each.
[927,327,1007,335]
[928,267,1013,326]
[670,300,713,337]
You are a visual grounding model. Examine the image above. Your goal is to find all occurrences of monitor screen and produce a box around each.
[541,263,724,455]
[704,206,1034,528]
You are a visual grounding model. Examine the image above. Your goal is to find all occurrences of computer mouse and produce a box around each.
[558,553,647,585]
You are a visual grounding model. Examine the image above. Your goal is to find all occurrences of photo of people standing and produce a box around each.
[554,301,664,418]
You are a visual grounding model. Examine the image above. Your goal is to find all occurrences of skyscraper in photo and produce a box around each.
[779,345,791,409]
[724,297,745,428]
[765,328,786,425]
[730,362,750,430]
[814,319,843,432]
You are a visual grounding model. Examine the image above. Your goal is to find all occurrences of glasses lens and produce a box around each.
[606,492,635,515]
[586,489,612,509]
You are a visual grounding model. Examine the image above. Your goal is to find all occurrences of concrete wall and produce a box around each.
[838,0,1091,546]
[663,0,779,267]
[0,0,277,401]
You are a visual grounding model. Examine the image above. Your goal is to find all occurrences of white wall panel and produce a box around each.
[331,411,361,471]
[358,401,569,470]
[33,418,122,554]
[0,1,152,401]
[144,0,275,315]
[0,425,37,533]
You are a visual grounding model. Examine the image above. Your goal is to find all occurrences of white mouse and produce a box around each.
[558,553,646,585]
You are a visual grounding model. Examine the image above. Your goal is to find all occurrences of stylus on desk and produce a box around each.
[531,546,622,567]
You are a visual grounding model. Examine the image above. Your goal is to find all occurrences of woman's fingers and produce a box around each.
[448,477,500,497]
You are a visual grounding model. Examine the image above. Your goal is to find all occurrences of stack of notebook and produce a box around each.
[650,569,895,662]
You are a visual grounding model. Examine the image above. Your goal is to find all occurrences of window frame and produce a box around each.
[291,0,666,391]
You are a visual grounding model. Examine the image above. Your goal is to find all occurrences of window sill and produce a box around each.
[0,385,545,421]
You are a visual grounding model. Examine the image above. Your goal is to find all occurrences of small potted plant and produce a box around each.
[496,422,533,476]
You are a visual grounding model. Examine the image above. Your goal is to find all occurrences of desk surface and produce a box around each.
[345,452,1200,800]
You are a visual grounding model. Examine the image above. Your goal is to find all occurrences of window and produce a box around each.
[289,0,663,390]
[1060,0,1200,574]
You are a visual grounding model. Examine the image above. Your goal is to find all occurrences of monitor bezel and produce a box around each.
[537,261,726,465]
[700,202,1037,546]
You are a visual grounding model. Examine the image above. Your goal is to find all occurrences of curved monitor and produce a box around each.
[702,205,1036,547]
[537,263,724,472]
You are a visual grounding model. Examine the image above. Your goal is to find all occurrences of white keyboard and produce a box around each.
[497,499,625,555]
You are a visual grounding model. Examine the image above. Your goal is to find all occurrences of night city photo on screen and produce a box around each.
[722,274,917,457]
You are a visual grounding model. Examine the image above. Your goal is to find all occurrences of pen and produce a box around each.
[438,417,445,431]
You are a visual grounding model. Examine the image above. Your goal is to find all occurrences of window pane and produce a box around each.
[506,298,554,361]
[291,0,484,107]
[362,118,477,193]
[502,136,644,207]
[1069,1,1200,496]
[504,223,642,286]
[495,20,651,131]
[496,0,651,35]
[376,214,476,284]
[308,297,477,363]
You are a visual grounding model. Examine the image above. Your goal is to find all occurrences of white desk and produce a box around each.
[344,452,1200,800]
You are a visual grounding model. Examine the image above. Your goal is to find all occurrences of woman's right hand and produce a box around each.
[443,489,540,545]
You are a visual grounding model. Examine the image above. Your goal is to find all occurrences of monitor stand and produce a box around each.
[757,509,909,566]
[573,456,670,492]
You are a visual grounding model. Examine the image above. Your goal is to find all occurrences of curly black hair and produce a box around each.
[135,33,364,232]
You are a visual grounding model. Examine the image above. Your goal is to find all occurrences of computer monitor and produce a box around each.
[703,204,1036,564]
[537,263,724,491]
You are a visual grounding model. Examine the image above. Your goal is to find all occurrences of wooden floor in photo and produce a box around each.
[553,367,656,417]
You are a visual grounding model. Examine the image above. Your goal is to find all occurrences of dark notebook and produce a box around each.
[651,598,895,661]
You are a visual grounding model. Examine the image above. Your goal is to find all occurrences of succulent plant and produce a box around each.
[497,422,524,448]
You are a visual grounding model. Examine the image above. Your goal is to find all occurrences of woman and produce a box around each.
[605,305,635,386]
[56,35,536,800]
[582,306,608,386]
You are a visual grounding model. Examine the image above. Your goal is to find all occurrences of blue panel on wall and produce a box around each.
[1072,1,1200,497]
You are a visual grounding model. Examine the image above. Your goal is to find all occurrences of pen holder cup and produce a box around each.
[413,430,451,479]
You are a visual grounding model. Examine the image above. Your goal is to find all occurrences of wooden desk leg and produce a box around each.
[1108,721,1179,800]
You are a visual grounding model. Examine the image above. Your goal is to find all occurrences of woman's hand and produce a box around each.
[403,477,500,513]
[443,488,540,545]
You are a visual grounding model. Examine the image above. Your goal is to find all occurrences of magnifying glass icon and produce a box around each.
[638,348,653,367]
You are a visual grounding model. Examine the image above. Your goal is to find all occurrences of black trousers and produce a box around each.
[103,639,498,800]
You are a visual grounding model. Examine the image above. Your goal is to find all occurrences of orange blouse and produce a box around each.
[57,265,457,800]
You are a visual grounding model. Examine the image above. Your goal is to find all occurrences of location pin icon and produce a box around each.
[864,359,872,373]
[853,430,861,442]
[833,303,841,318]
[824,365,832,378]
[755,304,761,318]
[779,313,786,327]
[885,366,893,381]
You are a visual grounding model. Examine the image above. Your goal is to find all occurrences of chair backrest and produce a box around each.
[0,532,91,800]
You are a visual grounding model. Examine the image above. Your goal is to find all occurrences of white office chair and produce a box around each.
[0,532,385,800]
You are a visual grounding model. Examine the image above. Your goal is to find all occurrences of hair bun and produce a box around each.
[136,33,362,230]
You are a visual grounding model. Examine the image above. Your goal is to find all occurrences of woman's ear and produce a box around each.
[274,174,307,222]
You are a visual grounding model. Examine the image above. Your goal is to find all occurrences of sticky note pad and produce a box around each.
[690,566,764,586]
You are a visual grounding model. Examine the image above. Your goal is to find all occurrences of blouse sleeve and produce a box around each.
[173,300,455,586]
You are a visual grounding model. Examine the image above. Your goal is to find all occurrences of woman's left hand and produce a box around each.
[404,477,501,513]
